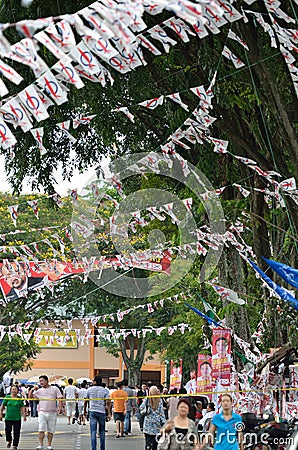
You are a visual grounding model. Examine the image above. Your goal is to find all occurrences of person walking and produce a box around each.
[200,393,244,450]
[137,383,148,432]
[0,384,26,449]
[122,379,136,435]
[159,398,199,450]
[33,375,63,450]
[64,378,78,425]
[77,382,88,425]
[141,385,166,450]
[28,385,38,417]
[84,375,111,450]
[110,381,128,438]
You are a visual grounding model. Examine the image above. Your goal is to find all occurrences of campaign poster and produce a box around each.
[289,364,298,402]
[185,369,197,394]
[212,328,231,389]
[0,254,171,302]
[196,354,213,395]
[170,359,182,390]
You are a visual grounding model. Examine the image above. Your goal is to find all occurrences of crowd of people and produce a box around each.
[0,376,243,450]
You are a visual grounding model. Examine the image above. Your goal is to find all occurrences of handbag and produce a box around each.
[140,398,151,416]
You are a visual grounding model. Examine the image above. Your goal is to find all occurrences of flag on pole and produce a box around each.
[262,257,298,290]
[248,259,298,311]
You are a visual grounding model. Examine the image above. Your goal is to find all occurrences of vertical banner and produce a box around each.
[196,354,213,395]
[185,369,197,394]
[170,359,182,390]
[289,364,298,402]
[212,328,231,390]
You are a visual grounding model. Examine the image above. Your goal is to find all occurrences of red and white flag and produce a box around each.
[137,35,161,55]
[16,18,53,38]
[8,38,49,77]
[228,30,249,50]
[149,25,177,53]
[1,98,33,132]
[0,59,23,85]
[222,45,245,68]
[37,70,68,105]
[0,78,8,97]
[139,96,164,109]
[53,59,84,89]
[8,204,18,227]
[112,107,134,123]
[19,85,49,122]
[192,19,209,39]
[83,34,118,61]
[46,21,76,51]
[69,42,102,75]
[34,31,68,60]
[279,177,296,191]
[0,118,17,149]
[73,115,96,129]
[30,127,47,155]
[233,183,251,198]
[166,92,189,111]
[57,120,77,143]
[165,18,195,43]
[27,200,39,219]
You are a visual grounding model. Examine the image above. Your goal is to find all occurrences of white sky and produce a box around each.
[0,154,111,197]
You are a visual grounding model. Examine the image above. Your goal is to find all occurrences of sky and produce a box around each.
[0,154,111,197]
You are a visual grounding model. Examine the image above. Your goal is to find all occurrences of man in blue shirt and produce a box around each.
[84,376,111,450]
[201,393,243,450]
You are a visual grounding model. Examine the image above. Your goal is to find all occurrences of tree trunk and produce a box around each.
[119,336,147,386]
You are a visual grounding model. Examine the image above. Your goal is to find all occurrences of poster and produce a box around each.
[185,369,197,394]
[0,254,171,302]
[289,364,298,402]
[170,359,182,390]
[212,328,231,389]
[35,330,78,348]
[196,354,213,395]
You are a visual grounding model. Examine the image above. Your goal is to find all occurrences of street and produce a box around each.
[0,415,144,450]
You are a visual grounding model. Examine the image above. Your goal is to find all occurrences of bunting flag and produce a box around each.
[52,59,85,89]
[18,85,49,122]
[138,96,164,109]
[262,257,298,291]
[185,302,222,327]
[57,121,77,143]
[233,183,251,197]
[0,59,23,85]
[248,259,298,311]
[112,106,135,123]
[209,283,246,305]
[227,30,249,51]
[222,45,245,68]
[7,205,18,227]
[1,98,33,132]
[30,127,47,155]
[72,114,96,128]
[0,117,17,148]
[37,70,68,105]
[166,92,189,111]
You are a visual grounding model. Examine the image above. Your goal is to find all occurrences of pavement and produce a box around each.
[0,415,144,450]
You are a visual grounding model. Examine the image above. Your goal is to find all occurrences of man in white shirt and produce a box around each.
[199,402,216,431]
[33,375,63,450]
[64,378,78,425]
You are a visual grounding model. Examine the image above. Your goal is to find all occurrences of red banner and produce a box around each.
[0,254,171,302]
[212,328,231,389]
[196,354,212,394]
[170,359,182,390]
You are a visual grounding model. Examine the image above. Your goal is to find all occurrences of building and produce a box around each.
[16,320,165,386]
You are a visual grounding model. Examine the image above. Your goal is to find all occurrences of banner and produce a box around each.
[185,369,196,394]
[289,364,298,402]
[212,328,231,389]
[170,359,182,390]
[0,255,171,302]
[196,354,212,395]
